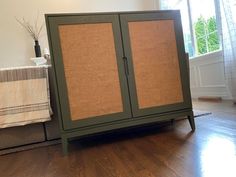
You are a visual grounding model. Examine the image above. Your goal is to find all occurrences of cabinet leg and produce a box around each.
[188,114,195,131]
[171,119,175,125]
[62,136,69,155]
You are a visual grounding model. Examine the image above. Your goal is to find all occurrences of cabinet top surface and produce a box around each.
[45,10,180,18]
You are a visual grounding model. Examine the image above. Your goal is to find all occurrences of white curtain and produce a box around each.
[217,0,236,102]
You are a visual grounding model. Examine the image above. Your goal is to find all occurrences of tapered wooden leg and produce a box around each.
[62,136,68,155]
[188,114,195,131]
[171,119,175,125]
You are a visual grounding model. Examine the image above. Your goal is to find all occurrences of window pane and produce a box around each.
[190,0,216,24]
[195,16,206,38]
[196,37,207,54]
[208,32,220,52]
[207,17,217,33]
[190,0,220,55]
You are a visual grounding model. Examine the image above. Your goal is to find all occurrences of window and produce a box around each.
[160,0,221,58]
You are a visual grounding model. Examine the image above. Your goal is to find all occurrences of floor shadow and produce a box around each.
[69,120,175,150]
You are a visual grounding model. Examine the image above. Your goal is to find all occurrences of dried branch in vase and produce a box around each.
[15,15,44,41]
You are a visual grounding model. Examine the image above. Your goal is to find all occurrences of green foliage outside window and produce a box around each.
[194,16,220,55]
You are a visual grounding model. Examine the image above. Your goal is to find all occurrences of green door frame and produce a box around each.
[119,11,192,117]
[46,14,132,130]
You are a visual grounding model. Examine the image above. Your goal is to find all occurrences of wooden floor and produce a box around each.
[0,100,236,177]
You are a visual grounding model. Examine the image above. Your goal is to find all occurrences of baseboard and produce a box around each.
[198,96,222,102]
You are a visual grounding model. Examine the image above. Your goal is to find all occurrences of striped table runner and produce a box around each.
[0,66,51,128]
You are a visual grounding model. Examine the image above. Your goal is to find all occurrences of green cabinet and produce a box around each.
[46,10,195,155]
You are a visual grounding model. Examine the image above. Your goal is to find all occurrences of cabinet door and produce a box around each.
[46,14,132,130]
[120,11,192,117]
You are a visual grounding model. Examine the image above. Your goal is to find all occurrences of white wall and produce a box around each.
[0,0,158,68]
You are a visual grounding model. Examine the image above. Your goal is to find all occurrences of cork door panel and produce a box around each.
[58,23,123,121]
[128,20,184,109]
